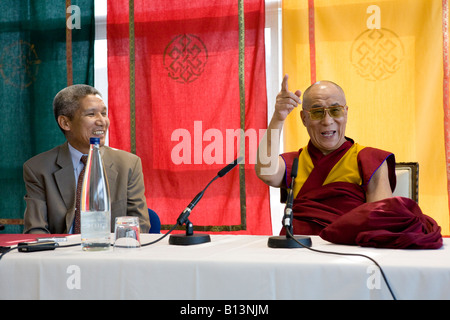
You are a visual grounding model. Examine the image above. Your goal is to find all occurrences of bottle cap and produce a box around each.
[90,137,100,145]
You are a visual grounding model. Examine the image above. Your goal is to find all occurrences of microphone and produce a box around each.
[169,157,242,246]
[268,157,312,249]
[176,157,241,226]
[176,191,205,227]
[282,157,298,233]
[218,157,240,177]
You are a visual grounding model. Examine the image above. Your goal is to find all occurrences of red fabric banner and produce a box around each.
[107,0,271,234]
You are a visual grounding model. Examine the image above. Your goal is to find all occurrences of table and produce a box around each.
[0,233,449,300]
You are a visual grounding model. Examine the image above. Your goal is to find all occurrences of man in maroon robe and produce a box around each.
[255,75,442,249]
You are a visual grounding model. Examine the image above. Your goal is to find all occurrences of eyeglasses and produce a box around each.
[304,105,347,121]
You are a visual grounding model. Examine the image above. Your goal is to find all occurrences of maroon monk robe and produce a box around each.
[279,138,442,249]
[280,137,396,235]
[319,196,442,249]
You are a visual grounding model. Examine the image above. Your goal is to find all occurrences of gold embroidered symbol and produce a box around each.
[0,40,41,88]
[350,28,404,81]
[163,34,208,84]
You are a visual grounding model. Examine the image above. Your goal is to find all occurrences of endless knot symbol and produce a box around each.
[350,28,404,81]
[0,40,41,89]
[163,34,208,84]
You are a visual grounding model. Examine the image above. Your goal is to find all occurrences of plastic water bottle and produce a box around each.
[80,137,111,251]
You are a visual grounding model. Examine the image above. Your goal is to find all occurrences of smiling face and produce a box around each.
[300,81,348,155]
[58,94,109,154]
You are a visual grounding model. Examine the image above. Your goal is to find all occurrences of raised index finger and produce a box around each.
[281,74,289,92]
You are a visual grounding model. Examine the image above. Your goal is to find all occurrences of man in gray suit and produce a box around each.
[23,85,150,234]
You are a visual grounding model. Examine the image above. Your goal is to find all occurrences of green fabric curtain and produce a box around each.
[0,0,94,233]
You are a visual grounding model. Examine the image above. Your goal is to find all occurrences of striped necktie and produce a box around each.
[73,155,88,234]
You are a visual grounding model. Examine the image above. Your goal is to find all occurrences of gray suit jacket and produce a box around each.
[23,142,150,234]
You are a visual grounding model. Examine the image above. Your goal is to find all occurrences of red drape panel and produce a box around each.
[107,0,271,234]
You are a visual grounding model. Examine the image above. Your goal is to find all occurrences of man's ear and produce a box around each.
[57,115,71,132]
[300,110,307,127]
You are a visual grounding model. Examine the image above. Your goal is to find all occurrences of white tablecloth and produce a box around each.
[0,234,449,300]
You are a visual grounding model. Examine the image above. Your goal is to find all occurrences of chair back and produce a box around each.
[393,162,419,202]
[148,208,161,234]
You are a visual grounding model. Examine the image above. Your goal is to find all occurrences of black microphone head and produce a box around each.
[291,158,299,178]
[217,157,243,177]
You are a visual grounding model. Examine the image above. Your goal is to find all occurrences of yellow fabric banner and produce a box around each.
[283,0,449,235]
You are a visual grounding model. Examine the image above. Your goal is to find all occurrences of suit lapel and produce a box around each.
[53,146,118,233]
[54,143,76,232]
[52,144,119,233]
[101,147,118,197]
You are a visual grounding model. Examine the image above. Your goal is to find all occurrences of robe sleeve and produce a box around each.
[357,147,396,193]
[319,196,442,249]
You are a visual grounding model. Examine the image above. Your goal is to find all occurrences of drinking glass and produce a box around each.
[114,216,141,250]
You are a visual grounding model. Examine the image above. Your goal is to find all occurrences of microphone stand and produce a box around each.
[169,158,241,246]
[169,218,211,246]
[168,181,215,246]
[268,158,312,249]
